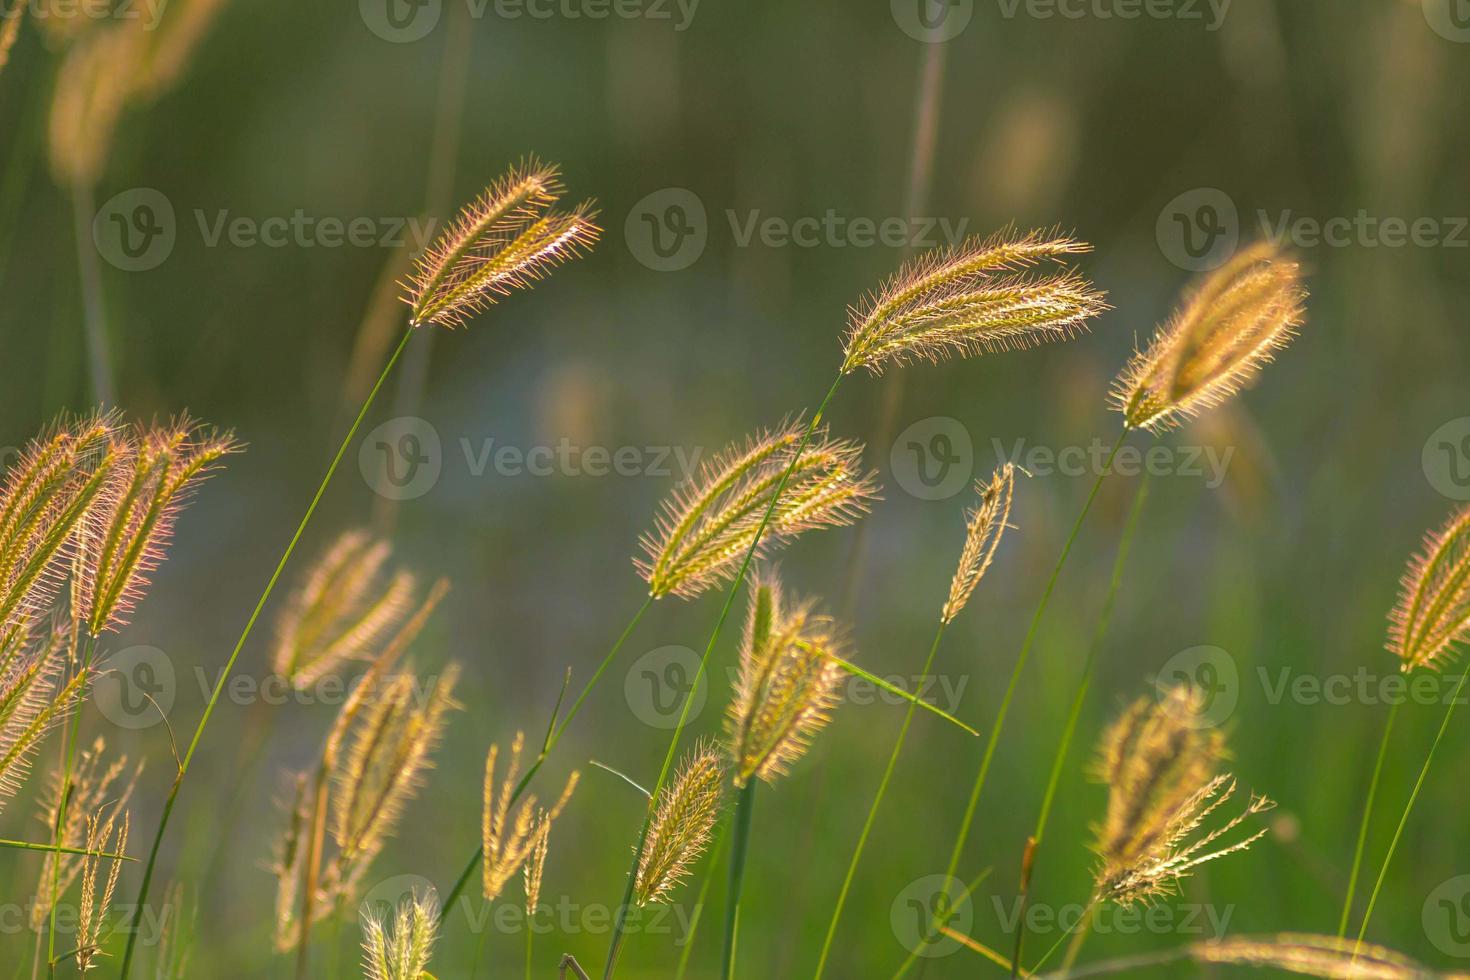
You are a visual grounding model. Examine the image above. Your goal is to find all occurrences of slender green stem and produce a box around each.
[47,633,97,976]
[602,373,846,980]
[674,818,729,980]
[1337,699,1400,939]
[526,910,534,980]
[437,596,653,926]
[1352,658,1470,958]
[892,430,1126,980]
[722,782,757,980]
[1011,472,1149,976]
[814,622,947,979]
[117,326,417,979]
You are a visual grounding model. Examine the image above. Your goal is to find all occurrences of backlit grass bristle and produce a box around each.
[75,803,129,972]
[1112,240,1307,433]
[840,228,1107,375]
[0,621,91,814]
[360,888,439,980]
[405,158,601,329]
[273,530,418,688]
[635,742,725,906]
[30,736,140,930]
[941,463,1018,624]
[726,570,846,788]
[1388,503,1470,673]
[482,732,579,903]
[523,818,550,914]
[1190,933,1449,979]
[636,421,879,600]
[1092,686,1272,905]
[74,416,240,636]
[271,772,313,951]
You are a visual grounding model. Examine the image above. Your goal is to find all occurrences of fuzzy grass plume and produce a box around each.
[405,158,600,329]
[635,743,724,906]
[1092,686,1272,905]
[74,417,238,635]
[1189,933,1466,979]
[636,422,878,600]
[840,228,1106,375]
[942,463,1018,623]
[360,888,439,980]
[1112,241,1307,433]
[482,731,579,903]
[1388,502,1470,673]
[0,622,90,814]
[273,530,418,688]
[75,803,129,971]
[726,571,845,787]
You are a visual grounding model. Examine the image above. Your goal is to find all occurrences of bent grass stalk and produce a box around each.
[891,430,1126,980]
[1009,472,1149,976]
[116,326,415,979]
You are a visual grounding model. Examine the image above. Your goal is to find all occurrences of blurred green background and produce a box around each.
[2,0,1470,975]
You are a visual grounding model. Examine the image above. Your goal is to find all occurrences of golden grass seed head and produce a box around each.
[635,743,725,906]
[76,803,129,972]
[1112,241,1307,433]
[636,422,879,600]
[0,621,92,814]
[405,158,600,328]
[482,731,579,903]
[273,530,418,688]
[360,888,440,980]
[941,463,1019,624]
[1190,933,1457,979]
[726,571,846,787]
[841,228,1107,375]
[1388,502,1470,673]
[523,818,550,914]
[0,0,29,78]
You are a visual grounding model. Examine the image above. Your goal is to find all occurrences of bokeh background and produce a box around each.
[2,0,1469,975]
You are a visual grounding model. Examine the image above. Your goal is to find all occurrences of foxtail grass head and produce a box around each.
[726,571,845,787]
[941,463,1018,624]
[0,620,93,814]
[74,416,239,635]
[360,888,439,980]
[482,732,579,903]
[1388,503,1470,673]
[405,158,600,328]
[76,802,129,972]
[635,743,725,906]
[1112,241,1307,433]
[1091,685,1272,905]
[636,421,879,600]
[273,530,418,689]
[841,229,1106,375]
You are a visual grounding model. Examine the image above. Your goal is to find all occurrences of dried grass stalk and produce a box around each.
[1190,933,1462,979]
[941,463,1018,623]
[1388,503,1470,673]
[1112,241,1307,432]
[405,158,600,328]
[841,228,1106,375]
[726,571,845,787]
[635,743,725,906]
[636,422,879,600]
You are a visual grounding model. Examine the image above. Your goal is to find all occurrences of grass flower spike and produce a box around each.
[841,229,1106,374]
[75,803,129,971]
[0,622,91,813]
[1388,503,1470,673]
[482,732,579,902]
[942,463,1018,624]
[635,743,724,906]
[1092,686,1272,905]
[405,158,600,328]
[1113,241,1307,432]
[726,571,846,787]
[360,889,439,980]
[273,531,418,688]
[636,422,879,599]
